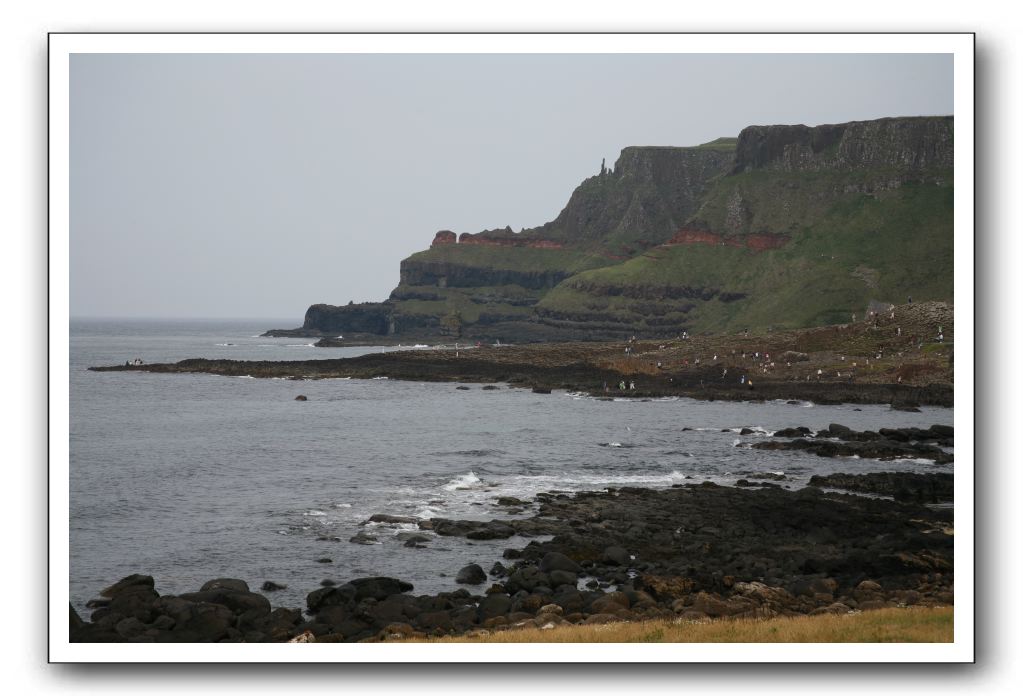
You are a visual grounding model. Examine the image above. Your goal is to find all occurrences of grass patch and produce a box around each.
[400,607,953,644]
[694,137,738,151]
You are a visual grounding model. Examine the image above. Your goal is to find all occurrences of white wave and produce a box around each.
[233,375,254,379]
[372,376,389,380]
[413,344,429,348]
[732,438,741,447]
[442,471,485,491]
[333,502,352,509]
[608,442,623,448]
[303,509,327,516]
[414,504,445,519]
[508,470,690,490]
[215,343,236,347]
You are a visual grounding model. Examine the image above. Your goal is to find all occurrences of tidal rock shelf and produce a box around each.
[71,482,953,643]
[753,423,953,464]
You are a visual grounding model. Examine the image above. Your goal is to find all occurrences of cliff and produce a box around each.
[267,116,954,341]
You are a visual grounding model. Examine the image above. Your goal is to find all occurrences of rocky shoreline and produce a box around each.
[89,345,953,409]
[71,467,954,643]
[90,301,954,407]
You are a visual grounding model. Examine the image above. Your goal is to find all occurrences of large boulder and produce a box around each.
[477,593,512,621]
[306,584,357,612]
[548,570,578,589]
[348,577,414,601]
[178,589,270,616]
[602,546,631,566]
[455,564,487,585]
[100,574,155,598]
[539,552,582,574]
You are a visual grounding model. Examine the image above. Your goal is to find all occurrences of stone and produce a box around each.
[348,532,378,545]
[348,577,414,601]
[100,574,155,598]
[548,570,578,588]
[367,514,419,524]
[200,578,249,593]
[177,589,271,616]
[455,564,487,585]
[477,593,512,621]
[602,545,630,566]
[539,552,582,574]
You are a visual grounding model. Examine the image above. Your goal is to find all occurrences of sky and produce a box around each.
[69,52,953,322]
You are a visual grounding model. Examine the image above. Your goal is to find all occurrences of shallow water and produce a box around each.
[69,319,954,615]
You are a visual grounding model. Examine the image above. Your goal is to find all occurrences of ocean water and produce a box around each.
[69,319,954,615]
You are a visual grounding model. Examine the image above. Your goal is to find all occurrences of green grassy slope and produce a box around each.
[537,178,953,333]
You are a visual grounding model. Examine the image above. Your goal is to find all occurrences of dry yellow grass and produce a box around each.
[399,607,953,643]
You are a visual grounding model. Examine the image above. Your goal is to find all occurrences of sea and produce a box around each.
[69,318,955,615]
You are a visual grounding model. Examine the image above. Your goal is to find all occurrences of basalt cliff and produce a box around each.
[267,116,953,342]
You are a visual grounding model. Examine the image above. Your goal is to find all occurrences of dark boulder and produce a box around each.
[366,514,419,524]
[348,577,414,601]
[602,546,631,566]
[540,552,582,574]
[200,578,249,593]
[173,603,235,642]
[261,581,286,592]
[349,532,378,545]
[548,570,578,589]
[455,564,487,585]
[477,593,512,621]
[465,523,516,540]
[177,589,271,616]
[306,584,357,613]
[100,574,155,598]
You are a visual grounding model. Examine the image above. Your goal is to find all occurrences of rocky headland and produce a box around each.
[265,116,953,344]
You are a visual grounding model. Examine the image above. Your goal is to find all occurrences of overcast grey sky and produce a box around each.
[70,53,952,321]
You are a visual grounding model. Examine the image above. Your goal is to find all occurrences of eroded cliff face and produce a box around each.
[529,145,735,250]
[301,303,393,335]
[272,116,954,341]
[398,260,572,290]
[732,116,953,174]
